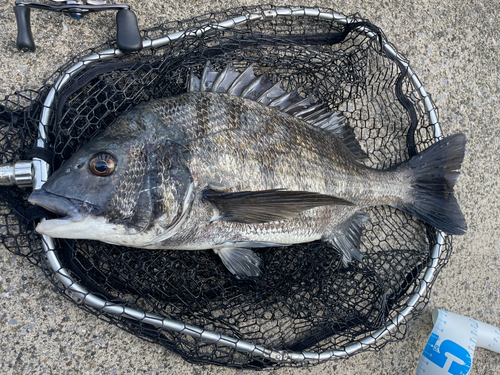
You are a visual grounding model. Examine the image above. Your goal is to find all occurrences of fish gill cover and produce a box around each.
[0,5,454,369]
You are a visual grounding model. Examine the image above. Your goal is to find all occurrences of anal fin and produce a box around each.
[323,211,370,266]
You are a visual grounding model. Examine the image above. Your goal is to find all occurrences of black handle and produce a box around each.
[14,5,36,52]
[116,9,142,53]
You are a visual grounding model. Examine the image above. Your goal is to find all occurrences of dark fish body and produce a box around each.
[121,92,402,244]
[29,64,467,277]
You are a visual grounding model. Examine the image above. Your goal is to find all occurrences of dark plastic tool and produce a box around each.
[14,0,143,52]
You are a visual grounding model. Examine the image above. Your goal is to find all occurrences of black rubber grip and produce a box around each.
[14,5,36,52]
[116,9,142,52]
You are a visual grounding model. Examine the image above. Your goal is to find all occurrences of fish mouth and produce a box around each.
[28,189,93,222]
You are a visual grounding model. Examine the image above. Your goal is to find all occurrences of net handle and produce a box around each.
[33,6,444,363]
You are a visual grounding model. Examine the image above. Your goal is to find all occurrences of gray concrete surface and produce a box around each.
[1,0,499,374]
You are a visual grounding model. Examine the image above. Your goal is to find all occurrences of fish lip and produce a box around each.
[28,189,93,222]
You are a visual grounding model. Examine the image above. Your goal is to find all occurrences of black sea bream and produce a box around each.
[29,63,467,278]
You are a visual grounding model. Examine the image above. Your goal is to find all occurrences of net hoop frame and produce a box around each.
[31,7,445,364]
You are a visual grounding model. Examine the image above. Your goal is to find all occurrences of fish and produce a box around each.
[28,62,467,278]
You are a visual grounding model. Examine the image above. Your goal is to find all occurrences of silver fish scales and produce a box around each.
[28,62,467,278]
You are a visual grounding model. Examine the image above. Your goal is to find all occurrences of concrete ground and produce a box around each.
[0,0,499,374]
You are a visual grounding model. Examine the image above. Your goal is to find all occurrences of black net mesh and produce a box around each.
[0,5,452,370]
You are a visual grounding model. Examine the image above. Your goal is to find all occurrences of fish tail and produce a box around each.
[398,134,467,235]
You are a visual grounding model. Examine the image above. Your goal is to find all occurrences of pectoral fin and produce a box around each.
[204,189,353,224]
[323,211,370,266]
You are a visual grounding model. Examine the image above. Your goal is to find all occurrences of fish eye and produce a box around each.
[89,153,116,176]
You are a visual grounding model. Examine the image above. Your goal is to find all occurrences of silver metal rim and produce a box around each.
[33,7,445,363]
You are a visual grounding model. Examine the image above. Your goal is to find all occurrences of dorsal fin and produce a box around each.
[212,63,241,93]
[200,62,220,92]
[188,62,367,160]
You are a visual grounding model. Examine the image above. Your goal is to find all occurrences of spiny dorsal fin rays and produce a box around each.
[283,96,316,115]
[227,65,256,96]
[256,81,286,105]
[303,107,331,123]
[269,90,302,111]
[189,62,366,160]
[241,74,274,100]
[294,103,324,119]
[200,61,220,92]
[188,72,200,92]
[211,63,240,93]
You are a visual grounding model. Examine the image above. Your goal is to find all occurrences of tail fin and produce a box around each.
[398,134,467,235]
